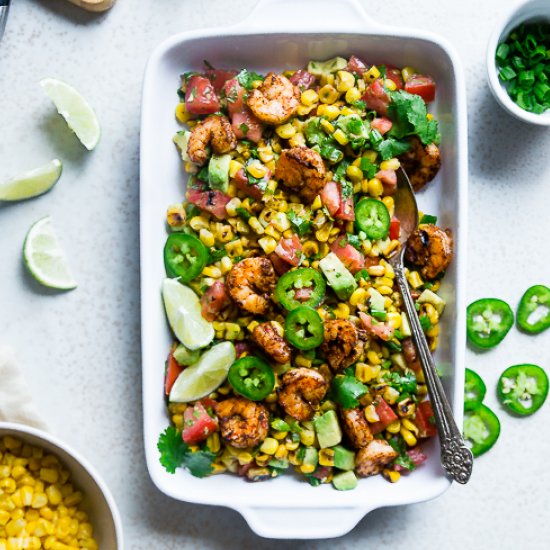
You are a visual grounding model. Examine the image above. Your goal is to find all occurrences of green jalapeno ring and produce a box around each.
[516,285,550,335]
[466,298,514,350]
[463,404,500,457]
[355,198,390,241]
[497,364,549,416]
[284,306,324,350]
[164,233,209,282]
[227,356,275,401]
[275,268,326,311]
[464,368,486,411]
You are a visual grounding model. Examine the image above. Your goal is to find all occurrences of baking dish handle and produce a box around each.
[237,504,371,539]
[238,0,384,33]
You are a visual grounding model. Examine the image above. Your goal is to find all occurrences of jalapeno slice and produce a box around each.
[463,404,500,457]
[228,356,275,401]
[275,268,326,311]
[464,368,486,411]
[516,285,550,334]
[497,364,549,416]
[164,233,208,282]
[284,306,324,350]
[355,198,390,240]
[466,298,514,350]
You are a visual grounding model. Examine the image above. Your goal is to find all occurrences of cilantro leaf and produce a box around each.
[345,233,362,251]
[331,375,368,408]
[287,210,312,237]
[237,69,265,90]
[304,473,322,487]
[375,137,411,161]
[420,213,438,224]
[388,372,417,394]
[209,248,227,263]
[157,426,189,474]
[360,156,378,179]
[419,315,433,332]
[388,437,416,471]
[388,89,440,145]
[235,207,252,221]
[181,448,216,478]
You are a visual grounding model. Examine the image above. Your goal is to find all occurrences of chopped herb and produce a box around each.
[209,248,227,262]
[419,315,433,332]
[304,473,322,487]
[185,204,202,218]
[271,418,291,431]
[196,166,209,182]
[235,207,252,221]
[375,137,411,160]
[360,156,378,179]
[353,100,366,110]
[354,269,370,282]
[203,59,215,70]
[389,437,416,471]
[237,69,265,90]
[420,214,438,224]
[239,123,250,135]
[371,310,387,321]
[346,233,362,251]
[287,209,312,237]
[330,374,368,408]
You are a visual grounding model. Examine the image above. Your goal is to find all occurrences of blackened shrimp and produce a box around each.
[226,257,276,314]
[246,73,300,125]
[215,397,270,449]
[321,320,365,372]
[187,115,237,166]
[399,137,441,192]
[277,368,328,421]
[405,223,453,280]
[340,408,374,448]
[274,146,327,203]
[251,321,292,364]
[355,440,398,477]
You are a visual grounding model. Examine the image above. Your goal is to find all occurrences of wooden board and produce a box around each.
[66,0,116,12]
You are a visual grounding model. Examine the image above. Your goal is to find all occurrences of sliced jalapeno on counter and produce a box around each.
[464,368,486,411]
[516,285,550,334]
[497,364,549,416]
[466,298,514,350]
[228,356,275,401]
[164,233,208,282]
[463,404,500,457]
[355,198,390,240]
[284,306,324,350]
[275,268,326,311]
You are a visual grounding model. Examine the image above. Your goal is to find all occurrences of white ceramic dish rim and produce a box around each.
[486,0,550,126]
[140,0,469,539]
[0,421,124,548]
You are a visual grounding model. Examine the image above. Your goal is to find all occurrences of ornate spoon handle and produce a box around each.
[393,263,473,484]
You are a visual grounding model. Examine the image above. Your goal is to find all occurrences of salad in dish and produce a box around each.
[158,55,452,490]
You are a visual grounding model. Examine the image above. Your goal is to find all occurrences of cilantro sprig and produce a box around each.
[237,69,265,90]
[287,210,312,237]
[330,374,368,408]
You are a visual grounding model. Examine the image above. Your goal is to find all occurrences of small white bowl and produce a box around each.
[487,0,550,125]
[0,422,123,548]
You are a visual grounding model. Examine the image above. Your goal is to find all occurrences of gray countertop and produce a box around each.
[1,0,550,548]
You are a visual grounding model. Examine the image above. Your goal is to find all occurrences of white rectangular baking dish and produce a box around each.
[140,0,468,539]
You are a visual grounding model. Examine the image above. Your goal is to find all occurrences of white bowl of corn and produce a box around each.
[0,422,123,549]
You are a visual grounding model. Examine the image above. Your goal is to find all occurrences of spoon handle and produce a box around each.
[393,263,473,484]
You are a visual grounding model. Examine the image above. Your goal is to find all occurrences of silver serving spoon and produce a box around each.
[388,168,473,484]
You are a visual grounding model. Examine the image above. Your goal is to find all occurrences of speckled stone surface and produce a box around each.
[1,0,550,548]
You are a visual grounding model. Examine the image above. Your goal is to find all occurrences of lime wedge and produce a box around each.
[23,216,77,290]
[162,279,214,350]
[170,341,236,403]
[40,78,101,150]
[0,159,62,202]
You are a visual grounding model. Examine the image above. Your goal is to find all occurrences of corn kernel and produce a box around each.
[317,104,340,120]
[363,66,381,82]
[380,158,400,171]
[336,70,355,92]
[318,84,339,104]
[31,493,48,509]
[299,430,316,447]
[345,87,362,104]
[356,363,381,384]
[386,312,402,329]
[367,265,385,277]
[406,270,424,289]
[345,164,363,183]
[275,123,296,140]
[202,266,222,278]
[302,240,319,258]
[0,509,10,525]
[386,420,401,434]
[366,350,381,366]
[333,303,350,319]
[382,196,395,217]
[295,355,312,368]
[383,469,401,483]
[368,177,383,197]
[198,228,215,248]
[264,225,281,240]
[400,427,418,447]
[333,128,349,145]
[300,463,316,474]
[189,215,210,232]
[401,66,417,82]
[319,118,335,134]
[301,89,319,106]
[288,132,306,148]
[364,404,380,423]
[260,438,279,456]
[318,449,335,467]
[384,78,397,91]
[258,236,277,255]
[175,103,191,123]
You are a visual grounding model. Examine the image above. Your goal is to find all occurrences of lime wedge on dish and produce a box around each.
[40,78,101,150]
[170,341,236,403]
[162,278,214,349]
[23,216,77,290]
[0,159,62,202]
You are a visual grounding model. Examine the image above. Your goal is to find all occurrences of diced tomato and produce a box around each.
[233,168,269,201]
[294,287,314,302]
[415,400,437,438]
[182,401,218,444]
[231,110,263,143]
[235,341,252,358]
[389,217,401,240]
[386,68,404,90]
[336,184,355,221]
[185,75,220,115]
[347,55,368,75]
[187,187,231,220]
[376,169,397,195]
[223,79,246,115]
[330,237,365,274]
[407,446,428,466]
[362,79,390,116]
[369,398,399,434]
[311,465,333,482]
[201,281,231,322]
[268,252,292,276]
[205,69,237,93]
[275,234,302,267]
[320,181,340,217]
[371,117,393,135]
[359,312,395,341]
[164,348,183,396]
[404,74,436,103]
[289,70,316,90]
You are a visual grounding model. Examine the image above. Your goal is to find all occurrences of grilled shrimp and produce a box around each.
[215,397,270,449]
[246,73,300,125]
[405,223,453,280]
[399,137,441,192]
[340,408,374,449]
[187,115,237,166]
[251,321,292,364]
[277,368,329,421]
[226,257,277,314]
[355,439,398,477]
[274,147,327,203]
[321,320,365,372]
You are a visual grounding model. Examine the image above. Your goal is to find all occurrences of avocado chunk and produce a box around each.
[172,344,201,366]
[307,57,348,76]
[368,287,386,312]
[417,288,446,315]
[333,445,356,471]
[208,154,231,192]
[173,130,191,161]
[314,410,342,449]
[319,252,357,301]
[332,470,358,491]
[302,447,318,468]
